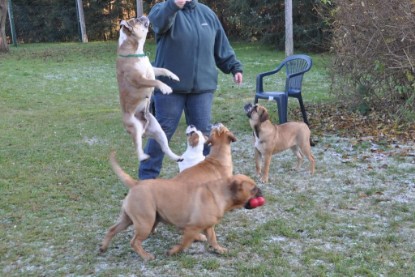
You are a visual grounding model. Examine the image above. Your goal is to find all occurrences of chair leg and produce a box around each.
[276,97,288,124]
[297,95,310,126]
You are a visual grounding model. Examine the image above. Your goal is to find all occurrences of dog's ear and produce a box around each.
[120,20,133,32]
[258,107,269,122]
[206,136,213,146]
[230,178,241,195]
[229,177,251,205]
[228,131,237,143]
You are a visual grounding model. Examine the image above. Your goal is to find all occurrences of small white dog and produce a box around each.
[178,125,207,172]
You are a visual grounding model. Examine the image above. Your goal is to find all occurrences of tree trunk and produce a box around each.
[136,0,143,16]
[284,0,293,56]
[76,0,88,43]
[0,0,9,52]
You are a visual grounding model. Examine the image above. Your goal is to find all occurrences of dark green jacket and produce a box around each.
[148,0,243,93]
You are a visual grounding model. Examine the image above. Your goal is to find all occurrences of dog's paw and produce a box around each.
[167,245,182,256]
[159,83,173,94]
[213,245,228,254]
[291,166,301,172]
[141,252,156,261]
[259,176,269,183]
[139,153,150,161]
[169,74,180,82]
[194,233,207,242]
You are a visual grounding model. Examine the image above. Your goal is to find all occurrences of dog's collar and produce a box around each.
[118,53,147,58]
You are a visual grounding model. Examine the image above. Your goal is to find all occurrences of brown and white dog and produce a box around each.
[174,123,236,180]
[244,103,315,183]
[178,125,207,172]
[116,16,181,162]
[100,124,249,261]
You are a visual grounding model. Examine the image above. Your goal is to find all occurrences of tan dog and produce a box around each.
[100,123,239,260]
[178,125,208,172]
[100,155,260,261]
[117,16,181,162]
[244,103,315,183]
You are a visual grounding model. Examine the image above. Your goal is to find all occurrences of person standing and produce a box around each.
[139,0,243,179]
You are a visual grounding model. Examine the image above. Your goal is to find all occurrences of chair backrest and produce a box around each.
[282,54,312,93]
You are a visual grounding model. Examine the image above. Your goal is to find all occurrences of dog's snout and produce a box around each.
[244,103,253,112]
[244,103,255,117]
[254,187,263,198]
[136,16,150,28]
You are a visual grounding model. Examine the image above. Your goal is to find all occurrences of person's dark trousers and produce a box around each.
[139,90,214,179]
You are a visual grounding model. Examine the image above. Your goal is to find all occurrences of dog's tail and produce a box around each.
[109,151,138,189]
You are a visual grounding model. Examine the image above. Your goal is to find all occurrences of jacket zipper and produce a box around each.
[190,8,199,91]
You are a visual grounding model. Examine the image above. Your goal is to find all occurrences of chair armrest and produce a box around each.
[256,64,285,92]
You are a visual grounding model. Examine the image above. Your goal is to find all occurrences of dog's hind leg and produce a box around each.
[124,114,150,161]
[144,113,182,162]
[303,147,315,175]
[308,153,315,175]
[130,217,156,261]
[100,211,132,253]
[254,148,262,177]
[291,145,304,171]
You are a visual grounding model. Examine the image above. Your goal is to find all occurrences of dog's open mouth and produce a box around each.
[244,103,255,118]
[186,125,197,136]
[244,188,265,209]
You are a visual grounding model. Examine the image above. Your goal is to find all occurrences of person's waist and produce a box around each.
[155,89,215,94]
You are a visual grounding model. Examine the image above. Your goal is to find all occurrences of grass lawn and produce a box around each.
[1,41,414,276]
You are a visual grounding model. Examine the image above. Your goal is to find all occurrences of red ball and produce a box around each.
[249,198,259,208]
[257,196,265,206]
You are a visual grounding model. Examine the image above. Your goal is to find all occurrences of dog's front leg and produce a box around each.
[124,69,174,94]
[167,227,200,256]
[144,113,183,162]
[205,226,227,254]
[153,67,180,82]
[261,153,272,183]
[254,148,262,177]
[131,233,155,261]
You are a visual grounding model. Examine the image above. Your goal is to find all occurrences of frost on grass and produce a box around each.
[2,134,415,276]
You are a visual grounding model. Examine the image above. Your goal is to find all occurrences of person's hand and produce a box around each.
[175,0,192,9]
[234,72,243,85]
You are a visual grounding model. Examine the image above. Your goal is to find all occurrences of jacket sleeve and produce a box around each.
[148,0,181,35]
[213,19,243,75]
